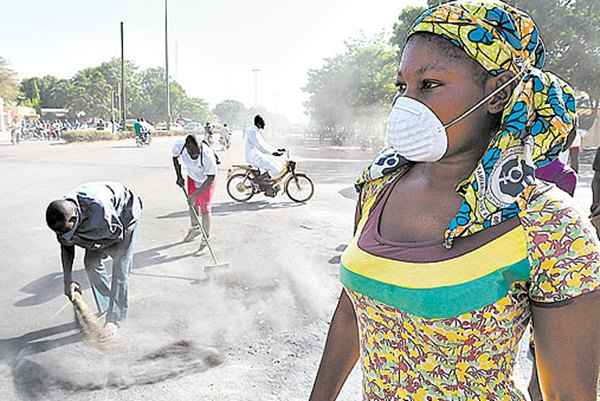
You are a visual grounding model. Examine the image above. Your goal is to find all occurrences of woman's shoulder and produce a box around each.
[355,148,412,207]
[519,183,600,304]
[519,183,589,229]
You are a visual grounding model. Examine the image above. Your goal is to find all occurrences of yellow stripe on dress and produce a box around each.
[342,226,528,289]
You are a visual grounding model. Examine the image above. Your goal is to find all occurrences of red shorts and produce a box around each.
[187,177,215,213]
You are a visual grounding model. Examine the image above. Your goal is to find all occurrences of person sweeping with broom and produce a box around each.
[45,182,142,341]
[172,135,217,253]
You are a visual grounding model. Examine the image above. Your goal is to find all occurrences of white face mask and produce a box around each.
[385,71,524,162]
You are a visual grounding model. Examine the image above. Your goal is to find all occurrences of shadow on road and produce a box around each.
[14,270,91,308]
[15,241,194,307]
[0,322,81,364]
[157,200,303,220]
[131,271,208,284]
[133,241,196,270]
[328,244,348,264]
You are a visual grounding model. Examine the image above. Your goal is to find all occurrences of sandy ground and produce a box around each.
[0,133,594,401]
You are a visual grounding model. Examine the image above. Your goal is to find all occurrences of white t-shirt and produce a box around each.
[171,138,217,185]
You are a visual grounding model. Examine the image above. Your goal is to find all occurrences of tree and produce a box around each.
[390,1,448,54]
[15,58,211,124]
[19,77,42,111]
[390,6,427,55]
[20,76,75,111]
[178,97,210,122]
[303,33,397,140]
[45,79,75,109]
[70,67,113,119]
[213,99,247,127]
[135,66,210,123]
[0,57,18,101]
[509,0,600,128]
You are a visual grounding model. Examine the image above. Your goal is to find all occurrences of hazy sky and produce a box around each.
[2,0,424,122]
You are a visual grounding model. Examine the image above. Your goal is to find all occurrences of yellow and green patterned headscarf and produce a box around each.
[358,0,577,248]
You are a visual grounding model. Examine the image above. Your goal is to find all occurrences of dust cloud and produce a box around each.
[10,233,343,400]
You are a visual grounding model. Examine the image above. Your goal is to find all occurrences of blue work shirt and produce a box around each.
[58,182,142,250]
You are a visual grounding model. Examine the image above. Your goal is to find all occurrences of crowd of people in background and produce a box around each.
[9,118,109,144]
[11,119,71,143]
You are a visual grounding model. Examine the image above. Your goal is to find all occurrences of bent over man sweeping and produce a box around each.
[45,182,142,340]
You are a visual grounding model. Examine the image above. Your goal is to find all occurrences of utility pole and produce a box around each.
[252,68,261,107]
[165,0,171,130]
[175,40,179,81]
[120,22,126,130]
[110,87,115,134]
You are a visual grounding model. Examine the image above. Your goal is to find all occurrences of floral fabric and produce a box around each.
[345,176,600,400]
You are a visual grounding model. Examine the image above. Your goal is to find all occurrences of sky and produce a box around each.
[1,0,424,122]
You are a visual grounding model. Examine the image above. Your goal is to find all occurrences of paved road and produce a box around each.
[0,134,370,401]
[0,134,595,400]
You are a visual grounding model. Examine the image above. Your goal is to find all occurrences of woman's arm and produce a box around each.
[309,289,360,401]
[531,291,600,401]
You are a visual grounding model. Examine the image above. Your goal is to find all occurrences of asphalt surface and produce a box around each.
[0,133,371,401]
[0,133,595,401]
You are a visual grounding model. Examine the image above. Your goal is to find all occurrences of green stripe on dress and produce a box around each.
[340,258,530,319]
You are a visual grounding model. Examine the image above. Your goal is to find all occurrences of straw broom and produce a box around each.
[71,291,104,342]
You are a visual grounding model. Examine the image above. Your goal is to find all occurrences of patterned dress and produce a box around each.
[341,173,600,401]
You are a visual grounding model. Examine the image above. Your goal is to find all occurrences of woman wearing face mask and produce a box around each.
[309,2,600,401]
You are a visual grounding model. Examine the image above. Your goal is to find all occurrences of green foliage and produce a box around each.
[178,97,210,122]
[213,99,247,127]
[389,1,447,53]
[62,129,184,143]
[61,130,116,143]
[390,6,427,54]
[510,0,600,128]
[303,33,397,135]
[0,57,18,101]
[19,76,73,111]
[133,67,210,122]
[18,59,209,124]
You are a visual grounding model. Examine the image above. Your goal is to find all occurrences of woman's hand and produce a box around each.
[309,290,360,401]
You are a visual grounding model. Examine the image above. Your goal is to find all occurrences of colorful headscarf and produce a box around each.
[357,0,577,248]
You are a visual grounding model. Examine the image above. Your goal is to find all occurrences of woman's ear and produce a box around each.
[486,71,516,114]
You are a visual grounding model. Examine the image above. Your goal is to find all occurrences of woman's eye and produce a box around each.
[422,81,441,90]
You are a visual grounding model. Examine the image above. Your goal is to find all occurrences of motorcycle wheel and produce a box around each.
[285,173,314,203]
[227,173,255,202]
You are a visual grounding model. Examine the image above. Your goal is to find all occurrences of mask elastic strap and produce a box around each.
[443,66,527,130]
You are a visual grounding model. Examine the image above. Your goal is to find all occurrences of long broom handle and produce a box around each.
[180,186,219,265]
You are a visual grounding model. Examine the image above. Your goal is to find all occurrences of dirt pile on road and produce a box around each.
[13,331,223,400]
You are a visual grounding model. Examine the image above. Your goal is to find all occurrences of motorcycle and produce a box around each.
[226,150,314,203]
[136,131,151,147]
[219,133,231,150]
